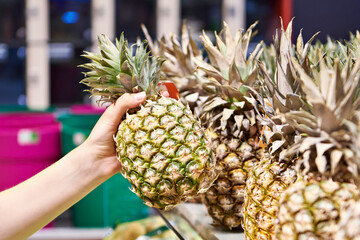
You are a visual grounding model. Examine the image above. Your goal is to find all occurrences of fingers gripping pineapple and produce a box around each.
[275,57,360,239]
[80,34,217,210]
[195,22,265,229]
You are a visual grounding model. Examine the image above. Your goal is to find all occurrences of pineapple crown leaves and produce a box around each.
[283,127,360,180]
[142,21,202,80]
[80,33,127,80]
[258,18,319,116]
[194,22,267,139]
[199,81,262,138]
[80,33,163,103]
[295,29,320,66]
[254,19,319,155]
[307,32,360,70]
[348,111,360,178]
[195,21,265,126]
[126,40,164,96]
[247,83,299,157]
[288,56,360,133]
[340,31,360,64]
[196,73,248,104]
[259,44,277,79]
[281,57,360,180]
[194,21,263,91]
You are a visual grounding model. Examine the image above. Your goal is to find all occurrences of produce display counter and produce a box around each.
[29,228,111,240]
[159,203,245,240]
[29,203,245,240]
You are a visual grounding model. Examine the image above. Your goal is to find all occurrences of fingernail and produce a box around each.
[134,91,146,101]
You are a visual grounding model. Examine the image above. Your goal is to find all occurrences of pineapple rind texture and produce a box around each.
[115,96,217,210]
[243,159,297,240]
[335,198,360,240]
[202,136,264,229]
[276,179,359,240]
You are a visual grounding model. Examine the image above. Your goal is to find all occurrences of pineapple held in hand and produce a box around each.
[80,34,217,210]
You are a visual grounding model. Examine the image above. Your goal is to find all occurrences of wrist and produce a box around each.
[75,140,120,181]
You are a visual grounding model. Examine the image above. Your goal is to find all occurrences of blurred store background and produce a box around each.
[0,0,284,108]
[1,0,360,237]
[1,0,360,108]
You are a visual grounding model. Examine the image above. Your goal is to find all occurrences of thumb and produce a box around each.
[101,92,146,127]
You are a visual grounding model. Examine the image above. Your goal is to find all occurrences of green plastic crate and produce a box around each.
[71,173,149,227]
[58,113,149,227]
[104,174,149,227]
[58,114,100,155]
[0,105,55,113]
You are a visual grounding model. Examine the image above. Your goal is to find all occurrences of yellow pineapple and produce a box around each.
[335,111,360,240]
[275,55,360,239]
[195,21,265,229]
[80,33,218,210]
[242,19,318,240]
[335,196,360,240]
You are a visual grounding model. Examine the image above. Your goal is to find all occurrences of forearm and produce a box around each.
[0,93,144,240]
[0,143,114,240]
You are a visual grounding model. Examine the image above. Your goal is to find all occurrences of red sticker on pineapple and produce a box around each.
[18,129,40,146]
[157,82,179,100]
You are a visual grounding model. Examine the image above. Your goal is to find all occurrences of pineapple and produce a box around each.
[195,21,265,229]
[346,30,360,60]
[335,111,360,240]
[141,22,206,118]
[242,19,318,240]
[335,30,360,66]
[307,30,360,71]
[275,55,360,238]
[335,197,360,240]
[141,23,212,204]
[307,37,342,70]
[80,33,217,210]
[278,179,358,239]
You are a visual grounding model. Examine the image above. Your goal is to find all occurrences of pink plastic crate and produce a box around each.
[0,123,61,160]
[0,112,56,128]
[0,112,61,228]
[0,112,61,190]
[70,104,106,115]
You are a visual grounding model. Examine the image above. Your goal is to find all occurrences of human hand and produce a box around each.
[80,90,169,178]
[81,92,147,177]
